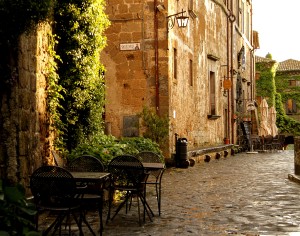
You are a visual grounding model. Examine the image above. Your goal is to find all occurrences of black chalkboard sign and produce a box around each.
[241,122,250,138]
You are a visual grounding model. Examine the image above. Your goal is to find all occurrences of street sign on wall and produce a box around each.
[120,43,140,51]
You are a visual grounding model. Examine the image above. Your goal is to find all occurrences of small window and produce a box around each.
[289,80,296,86]
[189,59,193,86]
[174,48,177,80]
[286,99,297,114]
[210,71,216,115]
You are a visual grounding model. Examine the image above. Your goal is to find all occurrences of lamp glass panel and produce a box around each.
[176,17,189,27]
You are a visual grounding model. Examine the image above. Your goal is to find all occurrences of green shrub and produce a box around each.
[68,134,162,165]
[0,180,39,236]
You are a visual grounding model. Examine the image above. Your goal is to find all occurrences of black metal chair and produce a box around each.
[67,155,106,236]
[272,134,285,150]
[264,135,274,151]
[106,155,153,225]
[30,165,83,235]
[136,151,165,216]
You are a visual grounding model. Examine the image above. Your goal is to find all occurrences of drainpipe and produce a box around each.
[154,0,159,114]
[226,4,230,142]
[230,0,235,144]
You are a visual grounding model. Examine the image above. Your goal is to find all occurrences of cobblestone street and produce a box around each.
[40,150,300,235]
[103,150,300,236]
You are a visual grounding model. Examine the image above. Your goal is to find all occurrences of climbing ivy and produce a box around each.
[275,93,300,135]
[255,62,276,107]
[256,59,300,135]
[275,74,300,110]
[53,0,110,151]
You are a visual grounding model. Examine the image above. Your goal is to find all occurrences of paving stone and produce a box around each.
[39,150,300,235]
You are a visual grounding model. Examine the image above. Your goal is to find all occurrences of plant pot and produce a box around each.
[224,138,230,144]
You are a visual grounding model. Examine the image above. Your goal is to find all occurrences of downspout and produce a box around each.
[227,7,230,142]
[154,0,159,114]
[250,6,254,100]
[230,0,235,144]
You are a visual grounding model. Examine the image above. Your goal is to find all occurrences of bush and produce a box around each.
[0,180,39,236]
[68,134,162,166]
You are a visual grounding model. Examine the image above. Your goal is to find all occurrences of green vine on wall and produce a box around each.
[255,62,277,107]
[256,59,300,135]
[53,0,110,152]
[275,93,300,135]
[46,33,65,148]
[276,74,300,110]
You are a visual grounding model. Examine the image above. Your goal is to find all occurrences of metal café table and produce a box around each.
[142,162,165,170]
[142,162,166,216]
[70,172,110,236]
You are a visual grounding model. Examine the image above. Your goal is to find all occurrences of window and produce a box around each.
[174,48,177,80]
[289,80,297,86]
[209,71,216,115]
[189,59,193,86]
[286,99,297,114]
[241,0,245,33]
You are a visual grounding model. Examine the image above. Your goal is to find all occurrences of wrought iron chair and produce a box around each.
[264,135,274,151]
[106,155,153,226]
[272,134,285,150]
[30,165,83,235]
[136,151,165,216]
[67,155,106,236]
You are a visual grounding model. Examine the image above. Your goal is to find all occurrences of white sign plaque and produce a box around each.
[120,43,140,51]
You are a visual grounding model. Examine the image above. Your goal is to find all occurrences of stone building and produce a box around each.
[101,0,256,159]
[255,57,300,123]
[0,23,53,187]
[276,59,300,121]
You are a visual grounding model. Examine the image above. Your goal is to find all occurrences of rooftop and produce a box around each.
[277,59,300,72]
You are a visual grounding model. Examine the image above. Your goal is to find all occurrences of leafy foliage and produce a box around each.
[255,62,276,107]
[275,92,300,135]
[256,61,300,135]
[53,0,110,151]
[138,107,169,147]
[68,134,162,166]
[0,180,39,236]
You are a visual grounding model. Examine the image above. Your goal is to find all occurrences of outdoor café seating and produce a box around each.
[67,155,106,235]
[30,165,83,235]
[106,155,153,226]
[136,151,165,216]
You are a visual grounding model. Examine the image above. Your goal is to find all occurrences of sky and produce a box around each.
[252,0,300,62]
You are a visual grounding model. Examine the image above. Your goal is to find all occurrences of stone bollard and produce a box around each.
[294,136,300,175]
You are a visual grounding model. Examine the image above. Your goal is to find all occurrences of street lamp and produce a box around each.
[166,9,189,30]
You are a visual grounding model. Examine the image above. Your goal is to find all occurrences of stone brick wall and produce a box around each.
[102,0,254,159]
[0,23,52,190]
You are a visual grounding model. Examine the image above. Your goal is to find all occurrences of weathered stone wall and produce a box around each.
[101,0,254,159]
[0,23,52,189]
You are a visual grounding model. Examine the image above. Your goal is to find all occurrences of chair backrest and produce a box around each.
[135,151,164,163]
[67,155,104,172]
[51,150,65,167]
[265,135,273,144]
[30,166,76,207]
[108,155,146,188]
